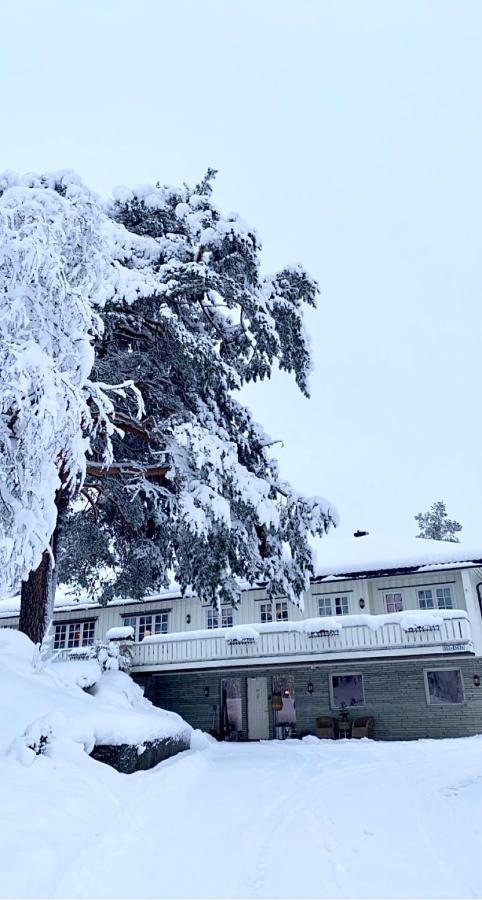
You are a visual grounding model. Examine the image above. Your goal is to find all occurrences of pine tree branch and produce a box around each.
[86,461,170,478]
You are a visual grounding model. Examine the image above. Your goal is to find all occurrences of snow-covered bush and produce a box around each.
[85,640,132,673]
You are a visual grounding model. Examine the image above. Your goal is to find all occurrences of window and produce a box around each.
[318,595,349,617]
[221,678,242,735]
[330,673,365,708]
[82,620,95,644]
[123,612,169,641]
[222,607,234,628]
[154,612,169,634]
[206,609,218,630]
[335,596,349,615]
[418,589,434,610]
[418,586,454,610]
[385,592,403,613]
[53,620,96,650]
[272,675,296,728]
[123,615,138,637]
[436,587,453,609]
[53,624,66,650]
[260,603,272,623]
[138,615,153,641]
[206,607,234,629]
[260,602,288,623]
[425,669,464,705]
[275,601,288,621]
[318,597,333,617]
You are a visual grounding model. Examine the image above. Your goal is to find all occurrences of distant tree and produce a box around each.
[415,501,462,543]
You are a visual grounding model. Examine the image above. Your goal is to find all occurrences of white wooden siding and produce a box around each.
[0,568,471,649]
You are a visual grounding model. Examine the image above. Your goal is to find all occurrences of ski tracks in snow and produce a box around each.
[52,737,482,900]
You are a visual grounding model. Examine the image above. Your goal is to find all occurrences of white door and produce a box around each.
[247,677,269,740]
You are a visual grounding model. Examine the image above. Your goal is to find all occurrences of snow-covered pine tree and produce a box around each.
[0,171,122,641]
[415,501,462,543]
[59,171,338,610]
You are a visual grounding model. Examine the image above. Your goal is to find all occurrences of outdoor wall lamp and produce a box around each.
[186,614,191,624]
[307,682,314,694]
[204,686,210,698]
[359,598,365,609]
[474,675,480,687]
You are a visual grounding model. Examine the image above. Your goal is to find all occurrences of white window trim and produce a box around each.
[417,584,454,611]
[334,595,350,615]
[123,612,170,641]
[318,596,334,617]
[275,601,288,621]
[53,620,96,650]
[384,591,405,613]
[434,585,454,609]
[206,607,235,629]
[423,668,465,706]
[329,672,365,710]
[260,603,273,623]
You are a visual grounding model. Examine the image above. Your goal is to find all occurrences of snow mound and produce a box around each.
[0,630,191,763]
[48,659,102,689]
[0,627,35,660]
[225,624,259,643]
[105,625,134,640]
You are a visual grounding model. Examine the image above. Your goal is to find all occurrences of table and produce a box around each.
[338,719,352,739]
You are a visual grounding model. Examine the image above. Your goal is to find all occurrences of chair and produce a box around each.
[315,716,336,739]
[351,716,374,739]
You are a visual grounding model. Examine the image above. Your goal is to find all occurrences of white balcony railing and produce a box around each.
[129,612,473,672]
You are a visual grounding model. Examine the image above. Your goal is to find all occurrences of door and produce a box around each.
[247,676,269,740]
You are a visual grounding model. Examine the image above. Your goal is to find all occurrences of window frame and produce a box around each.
[418,585,454,611]
[53,619,96,650]
[206,607,235,630]
[329,672,365,710]
[435,586,454,610]
[334,595,349,616]
[122,611,170,641]
[424,668,465,706]
[260,603,273,623]
[275,601,288,621]
[384,591,404,613]
[318,596,333,617]
[417,589,434,610]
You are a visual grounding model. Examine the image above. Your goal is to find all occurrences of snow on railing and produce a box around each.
[130,611,473,670]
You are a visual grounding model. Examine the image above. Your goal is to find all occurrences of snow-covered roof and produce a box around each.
[1,535,481,620]
[311,533,482,580]
[0,588,184,620]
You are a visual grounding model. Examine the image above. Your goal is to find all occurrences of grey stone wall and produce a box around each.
[134,655,482,742]
[90,735,190,773]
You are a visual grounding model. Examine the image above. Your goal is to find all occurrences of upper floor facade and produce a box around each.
[2,535,481,672]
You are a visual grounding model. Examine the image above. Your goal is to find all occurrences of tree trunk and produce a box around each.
[19,549,53,644]
[19,487,70,644]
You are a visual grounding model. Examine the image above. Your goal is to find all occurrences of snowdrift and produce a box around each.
[0,628,191,765]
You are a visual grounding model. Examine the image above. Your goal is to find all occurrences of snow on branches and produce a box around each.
[60,171,338,608]
[0,171,114,593]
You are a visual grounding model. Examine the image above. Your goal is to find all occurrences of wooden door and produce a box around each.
[247,676,269,740]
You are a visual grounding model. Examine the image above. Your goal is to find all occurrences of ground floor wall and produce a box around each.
[133,655,482,742]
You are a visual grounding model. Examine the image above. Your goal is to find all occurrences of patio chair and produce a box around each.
[351,716,374,739]
[315,716,336,739]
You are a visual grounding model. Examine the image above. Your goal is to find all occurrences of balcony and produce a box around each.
[129,611,473,672]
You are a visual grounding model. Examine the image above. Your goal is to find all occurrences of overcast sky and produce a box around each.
[2,0,481,544]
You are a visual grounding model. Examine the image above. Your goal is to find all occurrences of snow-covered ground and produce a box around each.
[1,733,482,899]
[2,626,482,899]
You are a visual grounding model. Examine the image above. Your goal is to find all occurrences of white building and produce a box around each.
[2,533,482,741]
